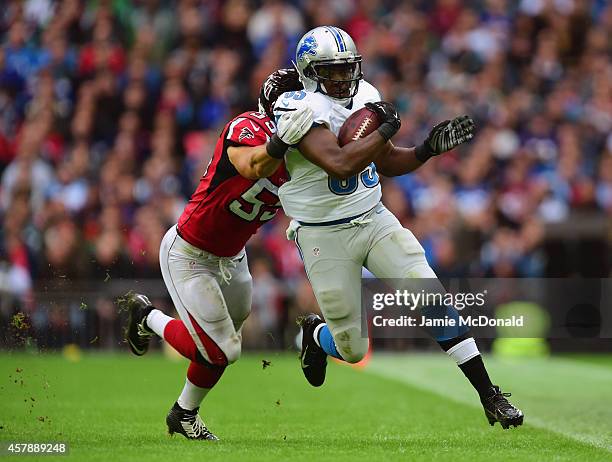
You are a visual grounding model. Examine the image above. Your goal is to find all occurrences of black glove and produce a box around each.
[415,115,475,162]
[365,101,401,142]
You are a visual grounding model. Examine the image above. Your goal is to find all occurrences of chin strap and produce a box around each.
[315,81,360,104]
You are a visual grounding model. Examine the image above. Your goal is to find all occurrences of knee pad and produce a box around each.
[194,330,242,366]
[217,332,242,365]
[334,327,368,364]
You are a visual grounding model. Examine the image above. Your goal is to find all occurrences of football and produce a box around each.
[337,107,381,146]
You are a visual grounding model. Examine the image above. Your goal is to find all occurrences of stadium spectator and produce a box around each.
[0,0,610,349]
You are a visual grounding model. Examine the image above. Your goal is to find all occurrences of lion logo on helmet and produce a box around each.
[297,35,318,62]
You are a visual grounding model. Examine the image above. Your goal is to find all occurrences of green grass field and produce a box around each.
[1,351,611,461]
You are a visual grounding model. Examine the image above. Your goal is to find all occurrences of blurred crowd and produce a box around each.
[0,0,610,349]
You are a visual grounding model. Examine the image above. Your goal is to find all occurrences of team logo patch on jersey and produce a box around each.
[238,127,255,142]
[312,247,320,256]
[297,35,318,62]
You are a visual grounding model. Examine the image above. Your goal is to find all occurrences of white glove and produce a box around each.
[276,106,314,146]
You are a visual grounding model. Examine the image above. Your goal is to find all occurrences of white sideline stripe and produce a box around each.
[365,356,612,453]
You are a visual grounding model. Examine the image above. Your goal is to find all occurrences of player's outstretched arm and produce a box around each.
[228,144,282,180]
[228,106,314,180]
[375,115,475,177]
[297,101,401,180]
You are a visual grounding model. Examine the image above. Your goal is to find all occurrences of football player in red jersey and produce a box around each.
[119,69,313,440]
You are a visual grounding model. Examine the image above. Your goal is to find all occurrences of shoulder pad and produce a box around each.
[357,80,382,104]
[225,114,271,146]
[274,90,333,128]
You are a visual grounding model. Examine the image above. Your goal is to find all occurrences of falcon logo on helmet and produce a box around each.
[294,26,363,102]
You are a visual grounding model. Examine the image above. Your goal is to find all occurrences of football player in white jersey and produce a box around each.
[273,26,523,429]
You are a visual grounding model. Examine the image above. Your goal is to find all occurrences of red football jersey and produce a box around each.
[177,111,288,257]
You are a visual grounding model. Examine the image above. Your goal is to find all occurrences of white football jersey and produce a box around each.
[273,80,382,223]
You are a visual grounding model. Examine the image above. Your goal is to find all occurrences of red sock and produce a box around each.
[163,319,201,362]
[163,318,228,367]
[187,361,225,388]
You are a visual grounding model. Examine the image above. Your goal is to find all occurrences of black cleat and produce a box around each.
[481,385,524,429]
[166,402,219,440]
[120,292,154,356]
[299,313,327,387]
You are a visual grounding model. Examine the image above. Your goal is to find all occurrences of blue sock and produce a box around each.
[317,324,343,360]
[420,304,470,342]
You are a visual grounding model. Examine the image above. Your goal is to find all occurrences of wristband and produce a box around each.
[266,134,289,159]
[415,143,434,163]
[377,122,398,143]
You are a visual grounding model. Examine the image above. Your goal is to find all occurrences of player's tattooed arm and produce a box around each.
[228,144,282,180]
[298,127,388,180]
[375,115,476,177]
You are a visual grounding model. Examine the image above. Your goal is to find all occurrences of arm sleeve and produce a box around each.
[225,117,269,147]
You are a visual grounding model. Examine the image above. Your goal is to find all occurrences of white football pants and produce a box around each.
[291,202,438,363]
[159,226,252,366]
